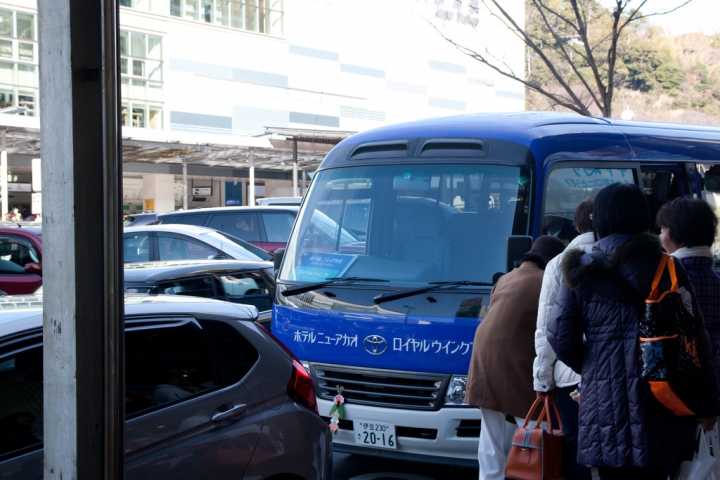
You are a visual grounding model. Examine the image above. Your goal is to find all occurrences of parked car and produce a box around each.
[0,228,42,295]
[124,259,276,314]
[0,294,331,479]
[158,206,299,253]
[124,225,269,263]
[123,212,160,227]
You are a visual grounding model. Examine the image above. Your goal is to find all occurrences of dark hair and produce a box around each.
[656,197,718,248]
[645,194,664,234]
[573,196,594,234]
[593,183,649,239]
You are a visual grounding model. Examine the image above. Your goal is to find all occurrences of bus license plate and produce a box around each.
[353,419,396,449]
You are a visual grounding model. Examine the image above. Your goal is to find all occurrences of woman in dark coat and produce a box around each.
[656,197,720,386]
[547,183,720,479]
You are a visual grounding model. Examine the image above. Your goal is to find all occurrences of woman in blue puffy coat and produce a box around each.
[547,183,720,480]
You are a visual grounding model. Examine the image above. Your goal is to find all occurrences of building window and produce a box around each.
[120,30,163,129]
[121,0,284,36]
[0,10,37,116]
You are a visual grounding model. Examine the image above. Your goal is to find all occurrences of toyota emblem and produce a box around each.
[363,335,388,355]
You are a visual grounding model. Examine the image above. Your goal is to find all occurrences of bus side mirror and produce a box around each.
[273,248,285,273]
[506,236,533,273]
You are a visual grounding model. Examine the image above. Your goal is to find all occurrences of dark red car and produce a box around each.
[0,227,42,294]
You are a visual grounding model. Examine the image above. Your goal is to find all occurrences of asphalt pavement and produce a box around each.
[332,452,479,480]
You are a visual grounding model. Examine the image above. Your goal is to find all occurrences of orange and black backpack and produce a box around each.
[588,251,703,416]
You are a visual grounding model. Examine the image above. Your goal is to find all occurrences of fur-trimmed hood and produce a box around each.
[561,232,661,291]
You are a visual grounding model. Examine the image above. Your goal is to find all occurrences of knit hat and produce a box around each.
[526,235,566,262]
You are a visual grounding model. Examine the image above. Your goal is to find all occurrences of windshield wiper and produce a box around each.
[281,277,390,297]
[373,280,492,305]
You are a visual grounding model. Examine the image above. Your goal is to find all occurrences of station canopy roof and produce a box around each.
[0,114,356,174]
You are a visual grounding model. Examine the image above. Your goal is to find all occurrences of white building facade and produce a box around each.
[0,0,525,213]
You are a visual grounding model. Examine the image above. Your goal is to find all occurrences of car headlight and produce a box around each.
[444,375,469,406]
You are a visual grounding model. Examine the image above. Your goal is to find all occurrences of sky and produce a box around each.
[619,0,720,35]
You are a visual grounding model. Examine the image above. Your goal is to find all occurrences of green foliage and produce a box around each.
[656,63,686,90]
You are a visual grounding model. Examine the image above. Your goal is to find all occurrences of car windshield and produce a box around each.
[215,231,272,261]
[278,163,531,286]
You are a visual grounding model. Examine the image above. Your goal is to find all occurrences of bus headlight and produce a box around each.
[444,375,469,406]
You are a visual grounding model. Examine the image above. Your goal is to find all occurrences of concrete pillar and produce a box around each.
[292,138,298,197]
[302,168,306,195]
[39,0,125,477]
[143,173,175,213]
[182,160,188,210]
[1,130,6,218]
[248,148,255,206]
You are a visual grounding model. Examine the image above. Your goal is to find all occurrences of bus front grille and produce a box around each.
[310,363,449,410]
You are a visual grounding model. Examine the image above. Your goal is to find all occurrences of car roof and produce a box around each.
[124,224,219,234]
[0,226,43,242]
[124,259,272,283]
[0,294,259,337]
[157,205,299,218]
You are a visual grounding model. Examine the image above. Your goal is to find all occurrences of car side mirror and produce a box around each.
[208,254,227,260]
[24,262,41,276]
[273,248,285,273]
[506,236,533,273]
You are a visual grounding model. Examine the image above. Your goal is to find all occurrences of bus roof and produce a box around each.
[320,111,720,169]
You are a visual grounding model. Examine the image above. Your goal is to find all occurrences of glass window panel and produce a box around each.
[131,32,146,58]
[150,0,168,14]
[0,40,11,58]
[147,82,162,102]
[266,8,283,36]
[244,0,257,31]
[215,0,229,26]
[132,106,145,128]
[119,0,133,6]
[120,77,129,97]
[16,14,33,41]
[132,59,144,77]
[0,10,13,37]
[0,343,43,456]
[207,214,260,242]
[124,233,150,262]
[185,0,198,20]
[0,61,13,84]
[0,89,13,108]
[170,0,182,16]
[203,0,213,22]
[18,91,35,116]
[230,1,242,28]
[697,164,720,264]
[18,43,33,61]
[131,79,146,99]
[120,31,129,55]
[149,106,162,129]
[125,324,218,414]
[147,35,162,60]
[121,58,128,75]
[147,60,162,80]
[17,64,35,87]
[121,102,129,126]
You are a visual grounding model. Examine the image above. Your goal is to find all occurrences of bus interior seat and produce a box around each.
[390,205,449,277]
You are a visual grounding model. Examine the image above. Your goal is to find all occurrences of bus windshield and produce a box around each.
[279,163,531,286]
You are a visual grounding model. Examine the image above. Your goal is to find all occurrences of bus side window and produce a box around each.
[543,166,635,244]
[696,164,720,268]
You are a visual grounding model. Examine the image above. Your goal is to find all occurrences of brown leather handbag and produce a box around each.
[505,394,564,480]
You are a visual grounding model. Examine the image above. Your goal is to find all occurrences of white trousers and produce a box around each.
[478,408,527,480]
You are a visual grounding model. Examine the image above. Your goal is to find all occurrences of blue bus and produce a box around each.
[272,112,720,466]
